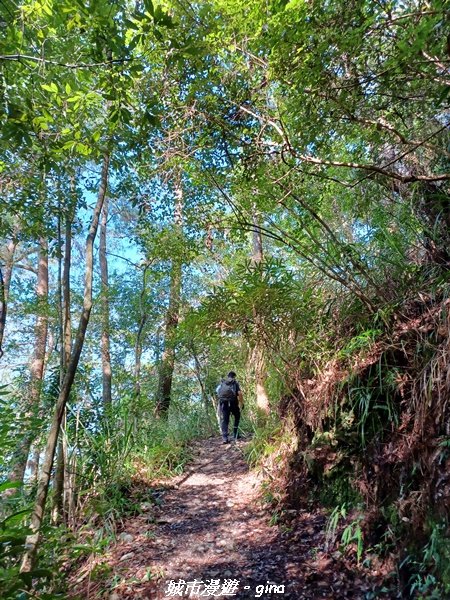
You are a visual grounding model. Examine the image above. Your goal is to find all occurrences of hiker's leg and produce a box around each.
[231,402,241,438]
[220,401,230,440]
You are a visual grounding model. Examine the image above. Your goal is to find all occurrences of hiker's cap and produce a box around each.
[227,371,237,378]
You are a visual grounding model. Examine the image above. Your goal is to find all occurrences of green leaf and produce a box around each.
[0,533,28,545]
[0,481,22,493]
[144,111,159,126]
[41,83,58,94]
[124,18,139,30]
[120,107,132,124]
[153,5,174,28]
[128,33,142,52]
[75,142,91,155]
[143,0,154,17]
[1,508,32,527]
[27,568,52,579]
[18,572,32,587]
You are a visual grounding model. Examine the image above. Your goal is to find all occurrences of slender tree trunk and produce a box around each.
[134,316,146,399]
[0,240,16,359]
[66,407,80,529]
[9,238,49,484]
[134,329,143,399]
[28,446,40,486]
[134,264,150,399]
[0,269,6,361]
[63,429,72,525]
[100,196,112,408]
[133,317,145,436]
[251,207,270,414]
[62,204,73,370]
[155,177,183,417]
[57,202,74,519]
[52,442,65,524]
[21,152,110,573]
[52,203,73,524]
[190,345,208,410]
[52,213,64,524]
[252,346,270,414]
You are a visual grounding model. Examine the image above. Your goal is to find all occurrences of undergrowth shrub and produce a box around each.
[242,415,282,469]
[0,483,69,599]
[249,279,450,592]
[400,519,450,599]
[0,399,218,598]
[77,402,217,525]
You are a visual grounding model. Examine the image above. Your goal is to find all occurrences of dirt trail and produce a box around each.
[73,438,383,599]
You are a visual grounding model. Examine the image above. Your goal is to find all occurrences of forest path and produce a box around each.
[73,437,378,599]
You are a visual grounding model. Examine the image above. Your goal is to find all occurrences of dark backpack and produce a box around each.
[217,378,237,402]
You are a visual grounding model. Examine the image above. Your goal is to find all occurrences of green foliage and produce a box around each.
[401,520,450,599]
[338,329,381,359]
[326,504,364,563]
[0,386,19,472]
[243,416,282,469]
[0,403,216,597]
[0,386,37,479]
[0,499,54,599]
[1,0,450,594]
[71,401,216,533]
[341,517,364,564]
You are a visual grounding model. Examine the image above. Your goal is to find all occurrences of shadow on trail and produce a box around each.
[119,438,347,599]
[95,437,378,600]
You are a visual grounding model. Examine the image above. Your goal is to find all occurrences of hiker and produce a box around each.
[216,371,243,444]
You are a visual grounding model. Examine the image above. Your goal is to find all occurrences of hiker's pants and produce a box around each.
[219,400,240,439]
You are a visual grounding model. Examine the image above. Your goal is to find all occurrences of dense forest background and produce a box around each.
[0,0,449,597]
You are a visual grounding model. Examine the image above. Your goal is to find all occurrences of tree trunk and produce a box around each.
[9,238,49,484]
[21,152,110,573]
[0,240,16,359]
[190,344,209,410]
[28,446,40,486]
[155,177,183,417]
[251,207,270,414]
[62,203,73,369]
[134,317,146,399]
[52,212,64,525]
[100,196,112,408]
[134,264,150,400]
[253,346,270,414]
[0,269,6,361]
[52,203,74,524]
[51,441,65,524]
[66,407,80,529]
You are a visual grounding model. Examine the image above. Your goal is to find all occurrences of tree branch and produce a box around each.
[0,54,134,69]
[237,103,450,183]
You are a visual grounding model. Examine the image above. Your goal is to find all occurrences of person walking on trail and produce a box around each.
[216,371,243,444]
